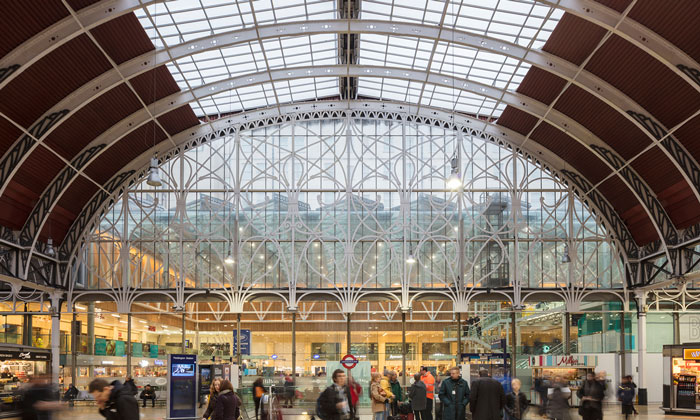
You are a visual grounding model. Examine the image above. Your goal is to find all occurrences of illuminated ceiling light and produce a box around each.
[45,237,56,257]
[446,156,461,190]
[562,245,571,263]
[406,251,416,264]
[111,314,121,318]
[146,156,162,187]
[224,253,234,264]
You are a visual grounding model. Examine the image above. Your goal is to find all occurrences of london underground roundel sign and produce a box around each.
[340,354,359,369]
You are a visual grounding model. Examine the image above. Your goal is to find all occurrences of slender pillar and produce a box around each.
[564,312,571,355]
[51,306,60,385]
[638,306,648,405]
[620,311,626,376]
[402,312,407,387]
[291,313,296,378]
[346,315,351,356]
[127,313,132,377]
[456,312,462,363]
[87,302,95,355]
[181,313,186,353]
[237,313,242,365]
[673,311,681,345]
[510,311,517,380]
[71,307,78,386]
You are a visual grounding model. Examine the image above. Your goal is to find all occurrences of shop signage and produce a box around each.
[340,354,359,369]
[528,355,597,367]
[683,349,700,360]
[233,329,250,355]
[0,350,50,361]
[148,326,156,332]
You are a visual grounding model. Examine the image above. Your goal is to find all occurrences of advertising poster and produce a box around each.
[232,329,251,355]
[94,338,107,356]
[115,340,125,357]
[150,344,159,358]
[132,342,143,357]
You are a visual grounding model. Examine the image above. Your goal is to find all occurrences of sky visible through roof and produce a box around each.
[135,0,563,118]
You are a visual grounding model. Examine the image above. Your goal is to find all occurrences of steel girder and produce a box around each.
[4,20,698,206]
[3,20,698,263]
[23,64,672,260]
[55,100,638,280]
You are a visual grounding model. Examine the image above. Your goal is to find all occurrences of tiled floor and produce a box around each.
[10,405,697,420]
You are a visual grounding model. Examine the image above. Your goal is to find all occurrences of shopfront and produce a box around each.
[71,354,167,392]
[528,354,597,407]
[662,344,700,413]
[0,347,51,412]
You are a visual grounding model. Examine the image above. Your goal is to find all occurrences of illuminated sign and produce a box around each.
[683,349,700,360]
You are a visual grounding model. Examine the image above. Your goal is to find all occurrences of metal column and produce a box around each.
[87,302,95,355]
[638,309,648,405]
[673,311,681,345]
[291,312,296,378]
[346,314,351,356]
[181,313,186,353]
[511,311,517,380]
[564,312,571,355]
[456,312,462,363]
[71,307,78,386]
[402,312,407,387]
[237,313,242,365]
[51,311,60,385]
[620,311,626,376]
[127,313,132,377]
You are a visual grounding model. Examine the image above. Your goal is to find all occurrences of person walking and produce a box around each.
[319,369,354,420]
[139,384,157,408]
[504,378,528,420]
[283,375,295,408]
[202,378,221,420]
[21,375,65,420]
[438,367,470,420]
[211,380,240,420]
[371,372,389,420]
[89,378,139,420]
[617,376,635,420]
[123,376,138,396]
[534,373,549,417]
[626,376,638,415]
[389,371,404,416]
[547,376,571,420]
[348,375,362,419]
[252,377,265,420]
[419,366,435,420]
[469,368,504,420]
[408,373,427,420]
[577,372,605,420]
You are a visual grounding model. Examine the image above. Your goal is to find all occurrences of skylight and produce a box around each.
[135,0,563,119]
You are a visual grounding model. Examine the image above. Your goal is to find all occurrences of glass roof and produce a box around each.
[135,0,563,119]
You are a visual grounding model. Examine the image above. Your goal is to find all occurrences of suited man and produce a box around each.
[469,368,505,420]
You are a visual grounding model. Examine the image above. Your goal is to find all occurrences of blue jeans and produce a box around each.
[375,410,386,420]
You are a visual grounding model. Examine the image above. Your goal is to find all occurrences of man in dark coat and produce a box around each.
[89,378,140,420]
[409,373,428,420]
[319,369,354,420]
[469,368,505,420]
[123,376,138,396]
[438,367,470,420]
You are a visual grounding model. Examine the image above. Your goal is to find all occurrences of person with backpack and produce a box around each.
[252,377,265,420]
[617,376,635,420]
[318,369,354,420]
[370,372,388,420]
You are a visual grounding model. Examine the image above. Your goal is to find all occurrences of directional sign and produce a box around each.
[233,329,251,355]
[340,354,358,369]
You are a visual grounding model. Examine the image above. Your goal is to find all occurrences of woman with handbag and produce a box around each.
[211,380,240,420]
[371,372,388,420]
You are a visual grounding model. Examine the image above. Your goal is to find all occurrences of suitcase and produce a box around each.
[399,414,414,420]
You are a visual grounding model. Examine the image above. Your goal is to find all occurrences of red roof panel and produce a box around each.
[672,113,700,164]
[542,13,607,66]
[515,67,567,105]
[585,34,700,128]
[157,106,200,136]
[129,66,181,106]
[495,107,538,135]
[0,34,112,128]
[0,1,69,58]
[90,13,155,65]
[0,118,24,158]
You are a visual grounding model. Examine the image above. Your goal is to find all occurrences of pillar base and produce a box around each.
[638,388,648,406]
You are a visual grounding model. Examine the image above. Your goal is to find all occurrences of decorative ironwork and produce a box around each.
[0,110,68,194]
[591,144,678,244]
[19,144,106,246]
[560,169,638,259]
[58,170,135,262]
[0,65,19,84]
[678,65,700,88]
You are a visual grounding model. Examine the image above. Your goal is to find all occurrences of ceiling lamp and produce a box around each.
[146,156,162,187]
[45,238,56,257]
[446,156,461,190]
[561,245,571,264]
[224,254,235,265]
[406,251,416,264]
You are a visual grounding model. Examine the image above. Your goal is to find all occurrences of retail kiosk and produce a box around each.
[528,354,597,408]
[662,344,700,413]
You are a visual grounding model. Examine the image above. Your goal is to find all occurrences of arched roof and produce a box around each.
[1,0,700,276]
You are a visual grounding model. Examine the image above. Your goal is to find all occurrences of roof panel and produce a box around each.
[585,34,700,128]
[129,66,181,105]
[515,66,566,105]
[90,12,155,65]
[0,0,69,58]
[541,13,606,65]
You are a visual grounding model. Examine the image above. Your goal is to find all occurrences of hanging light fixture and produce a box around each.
[224,242,235,265]
[146,155,162,187]
[406,250,416,264]
[561,244,571,263]
[446,155,461,190]
[45,237,55,257]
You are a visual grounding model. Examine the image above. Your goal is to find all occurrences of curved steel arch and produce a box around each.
[56,100,636,287]
[22,66,669,262]
[5,19,699,213]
